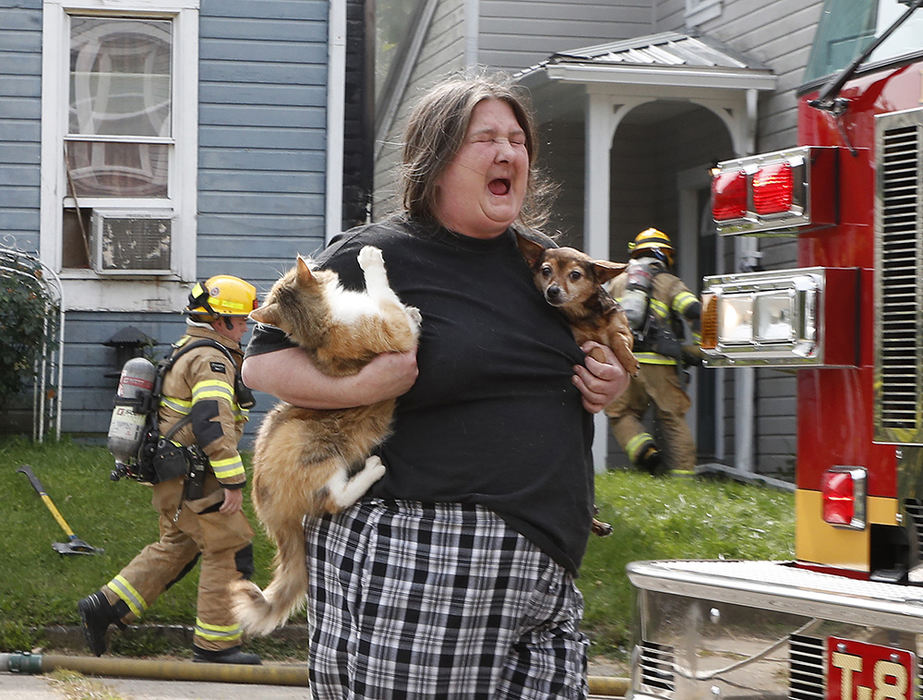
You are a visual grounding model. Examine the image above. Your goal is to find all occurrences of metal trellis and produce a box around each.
[0,234,65,441]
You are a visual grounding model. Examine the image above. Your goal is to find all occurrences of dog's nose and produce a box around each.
[547,285,562,301]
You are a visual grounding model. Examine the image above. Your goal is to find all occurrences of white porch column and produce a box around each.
[585,90,615,474]
[584,90,614,261]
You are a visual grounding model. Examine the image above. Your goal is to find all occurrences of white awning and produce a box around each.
[517,31,775,92]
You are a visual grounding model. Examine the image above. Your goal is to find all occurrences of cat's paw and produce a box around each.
[362,454,387,482]
[405,305,422,329]
[358,246,384,271]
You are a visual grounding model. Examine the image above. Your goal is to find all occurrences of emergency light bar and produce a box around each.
[700,267,858,367]
[711,147,839,235]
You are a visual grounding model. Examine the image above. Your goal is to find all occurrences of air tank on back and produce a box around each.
[107,356,157,479]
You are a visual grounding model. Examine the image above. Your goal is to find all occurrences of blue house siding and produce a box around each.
[0,1,43,433]
[197,0,330,299]
[0,0,42,253]
[59,313,187,435]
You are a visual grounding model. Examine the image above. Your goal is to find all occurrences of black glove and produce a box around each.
[681,344,706,367]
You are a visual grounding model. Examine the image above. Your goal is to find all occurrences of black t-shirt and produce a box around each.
[246,217,595,573]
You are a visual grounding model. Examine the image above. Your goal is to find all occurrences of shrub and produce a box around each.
[0,258,57,408]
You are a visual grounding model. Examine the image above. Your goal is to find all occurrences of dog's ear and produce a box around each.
[515,233,546,268]
[592,260,627,284]
[249,302,279,326]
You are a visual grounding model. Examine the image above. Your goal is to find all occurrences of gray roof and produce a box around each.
[516,31,772,82]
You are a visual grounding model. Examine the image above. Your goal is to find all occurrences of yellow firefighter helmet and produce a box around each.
[628,228,675,266]
[184,275,258,320]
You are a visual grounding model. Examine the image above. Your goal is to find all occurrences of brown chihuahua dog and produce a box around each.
[516,234,640,377]
[516,234,640,538]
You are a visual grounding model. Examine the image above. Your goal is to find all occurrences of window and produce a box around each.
[803,0,923,84]
[40,0,198,311]
[685,0,722,27]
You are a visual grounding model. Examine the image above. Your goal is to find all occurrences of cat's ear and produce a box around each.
[296,256,317,286]
[249,302,279,326]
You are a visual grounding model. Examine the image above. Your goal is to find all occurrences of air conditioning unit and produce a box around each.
[90,209,173,275]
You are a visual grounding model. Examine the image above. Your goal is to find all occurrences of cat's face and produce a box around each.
[249,257,334,346]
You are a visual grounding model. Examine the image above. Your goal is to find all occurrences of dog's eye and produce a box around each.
[569,270,582,281]
[541,265,552,277]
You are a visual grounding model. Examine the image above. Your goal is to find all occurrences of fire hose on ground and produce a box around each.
[1,652,308,686]
[0,651,629,695]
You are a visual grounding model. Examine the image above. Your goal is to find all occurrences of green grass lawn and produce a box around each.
[0,435,794,660]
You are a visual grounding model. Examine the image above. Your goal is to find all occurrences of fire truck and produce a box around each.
[626,1,923,698]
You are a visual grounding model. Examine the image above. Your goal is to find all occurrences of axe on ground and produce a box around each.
[17,464,103,555]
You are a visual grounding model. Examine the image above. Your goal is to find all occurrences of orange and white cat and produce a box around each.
[231,246,421,636]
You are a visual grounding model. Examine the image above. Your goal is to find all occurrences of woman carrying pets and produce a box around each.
[242,71,629,699]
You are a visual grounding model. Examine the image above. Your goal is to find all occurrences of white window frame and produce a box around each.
[685,0,722,27]
[40,0,198,312]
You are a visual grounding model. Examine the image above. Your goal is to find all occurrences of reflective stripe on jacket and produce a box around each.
[158,326,248,488]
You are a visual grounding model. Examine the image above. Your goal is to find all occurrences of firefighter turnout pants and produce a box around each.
[606,362,695,473]
[101,476,254,652]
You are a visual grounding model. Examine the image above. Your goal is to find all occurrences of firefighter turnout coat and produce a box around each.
[606,261,701,473]
[102,324,255,652]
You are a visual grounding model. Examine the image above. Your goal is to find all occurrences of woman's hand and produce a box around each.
[242,346,419,409]
[572,341,630,413]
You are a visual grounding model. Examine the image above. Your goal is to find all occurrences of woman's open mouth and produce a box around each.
[488,178,511,196]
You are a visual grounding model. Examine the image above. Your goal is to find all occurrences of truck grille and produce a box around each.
[639,640,675,697]
[789,634,824,699]
[905,499,923,561]
[875,108,923,441]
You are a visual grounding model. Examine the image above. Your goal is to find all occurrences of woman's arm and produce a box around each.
[242,346,419,409]
[572,341,630,413]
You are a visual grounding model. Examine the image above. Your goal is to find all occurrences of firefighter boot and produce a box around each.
[193,645,262,665]
[639,446,668,477]
[77,591,128,656]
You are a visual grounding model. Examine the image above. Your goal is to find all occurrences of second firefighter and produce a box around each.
[606,228,702,476]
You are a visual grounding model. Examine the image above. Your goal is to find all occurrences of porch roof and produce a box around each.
[516,31,775,91]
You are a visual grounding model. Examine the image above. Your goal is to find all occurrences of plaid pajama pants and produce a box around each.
[305,499,589,699]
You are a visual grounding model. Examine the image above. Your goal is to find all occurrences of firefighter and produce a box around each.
[606,228,702,476]
[78,275,261,664]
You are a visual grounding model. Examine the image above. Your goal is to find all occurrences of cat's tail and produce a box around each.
[231,517,307,637]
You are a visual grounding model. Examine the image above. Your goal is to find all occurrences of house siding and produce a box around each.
[59,313,185,435]
[1,0,47,436]
[690,0,823,153]
[653,0,683,30]
[0,0,42,254]
[478,0,655,72]
[198,0,330,290]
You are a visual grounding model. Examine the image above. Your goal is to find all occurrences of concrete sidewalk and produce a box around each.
[1,670,309,699]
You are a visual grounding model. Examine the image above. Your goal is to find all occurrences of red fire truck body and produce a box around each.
[627,2,923,698]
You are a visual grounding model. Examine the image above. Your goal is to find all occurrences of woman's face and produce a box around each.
[433,98,529,239]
